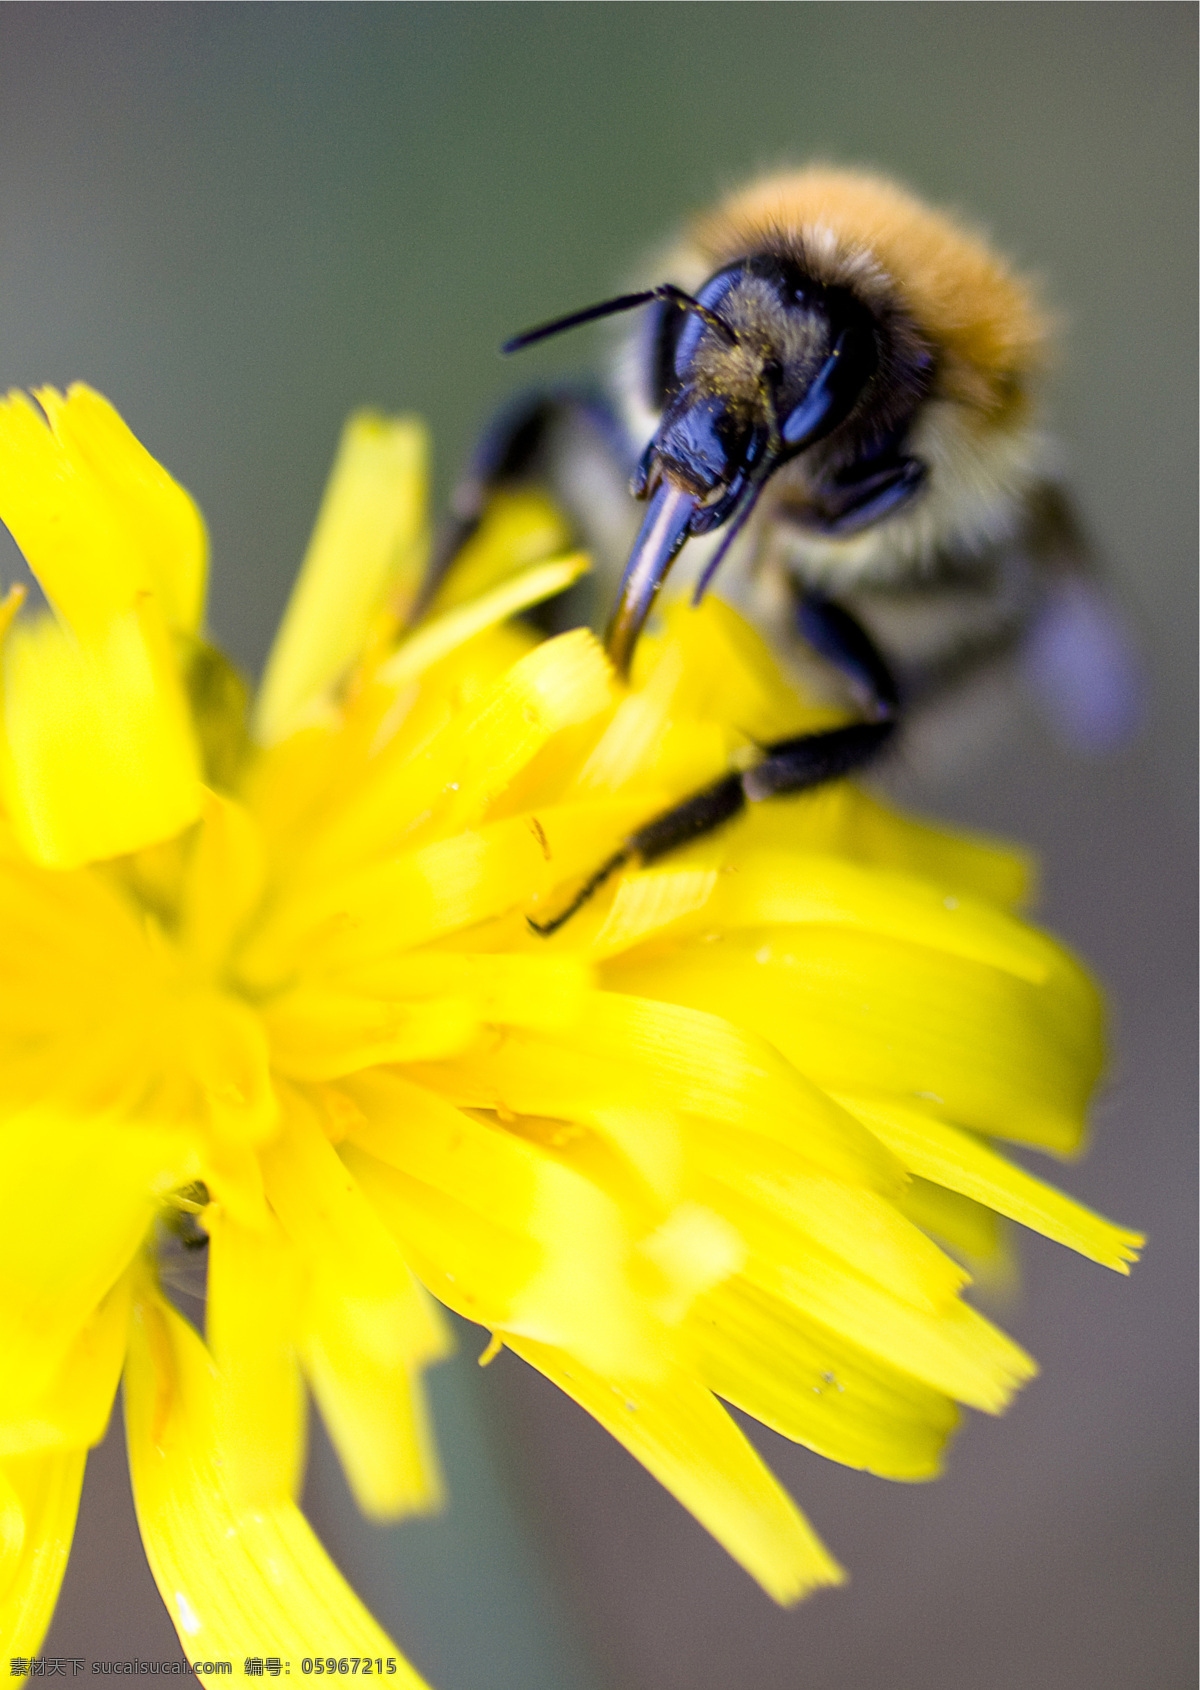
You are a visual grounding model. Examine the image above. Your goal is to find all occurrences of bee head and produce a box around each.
[605,260,879,668]
[504,262,883,671]
[502,167,1047,676]
[644,259,878,506]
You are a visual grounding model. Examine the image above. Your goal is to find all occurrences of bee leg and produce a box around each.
[529,597,898,936]
[802,454,927,538]
[734,590,900,801]
[413,386,631,620]
[638,588,905,851]
[527,772,746,937]
[528,722,895,937]
[794,588,900,716]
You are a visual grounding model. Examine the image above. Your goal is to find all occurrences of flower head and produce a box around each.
[0,387,1141,1665]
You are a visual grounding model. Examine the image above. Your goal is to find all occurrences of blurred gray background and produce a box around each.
[4,5,1193,1688]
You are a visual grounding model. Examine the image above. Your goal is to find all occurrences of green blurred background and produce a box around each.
[2,6,1194,1688]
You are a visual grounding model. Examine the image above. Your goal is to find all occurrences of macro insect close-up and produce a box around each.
[0,10,1193,1690]
[436,166,1140,935]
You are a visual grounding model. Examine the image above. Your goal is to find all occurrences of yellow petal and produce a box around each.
[589,864,720,956]
[179,791,266,975]
[700,849,1060,982]
[0,1271,130,1457]
[257,1086,451,1517]
[0,385,206,637]
[256,624,615,911]
[432,628,615,832]
[201,1138,271,1233]
[746,1242,1035,1413]
[647,597,832,744]
[242,796,656,982]
[124,1291,428,1680]
[506,1334,844,1604]
[0,605,204,868]
[254,414,428,746]
[342,1072,666,1378]
[375,554,590,689]
[570,636,736,798]
[897,1177,1016,1288]
[259,1089,447,1364]
[635,1202,745,1324]
[264,988,480,1081]
[203,1208,307,1506]
[425,487,571,613]
[837,1091,1143,1271]
[342,952,593,1037]
[693,1276,959,1479]
[246,693,461,896]
[607,929,1102,1154]
[300,1280,448,1521]
[424,993,898,1192]
[0,851,195,1122]
[740,785,1035,910]
[268,953,595,1084]
[685,1114,968,1312]
[0,1111,185,1409]
[0,1447,88,1657]
[184,991,278,1146]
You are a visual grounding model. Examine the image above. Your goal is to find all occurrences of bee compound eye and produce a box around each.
[780,321,878,451]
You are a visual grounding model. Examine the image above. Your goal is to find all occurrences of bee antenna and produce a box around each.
[503,284,737,354]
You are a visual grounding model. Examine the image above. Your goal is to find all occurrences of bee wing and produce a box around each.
[1017,486,1144,753]
[1021,573,1144,751]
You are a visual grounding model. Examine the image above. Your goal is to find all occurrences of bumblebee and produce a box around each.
[429,168,1136,930]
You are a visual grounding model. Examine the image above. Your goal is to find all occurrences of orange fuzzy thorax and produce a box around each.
[690,168,1051,427]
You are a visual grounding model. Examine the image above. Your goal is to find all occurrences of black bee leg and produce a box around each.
[413,386,631,621]
[529,596,899,936]
[794,588,900,717]
[796,453,927,539]
[527,774,746,936]
[732,589,900,804]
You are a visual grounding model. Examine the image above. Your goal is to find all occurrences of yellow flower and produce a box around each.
[0,386,1141,1666]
